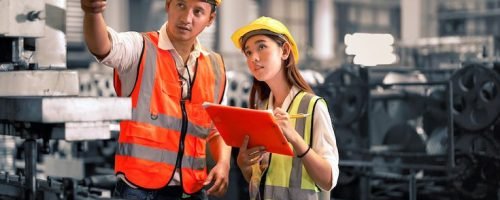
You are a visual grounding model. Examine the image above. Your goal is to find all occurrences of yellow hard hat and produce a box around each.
[205,0,221,6]
[231,16,299,64]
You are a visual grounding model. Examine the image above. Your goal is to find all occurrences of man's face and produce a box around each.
[166,0,215,43]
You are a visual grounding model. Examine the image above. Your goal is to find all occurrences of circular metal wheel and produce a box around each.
[317,69,367,126]
[451,64,500,131]
[453,133,500,199]
[453,153,488,200]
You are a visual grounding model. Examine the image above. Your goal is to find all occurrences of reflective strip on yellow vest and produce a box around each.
[264,91,324,200]
[114,31,226,193]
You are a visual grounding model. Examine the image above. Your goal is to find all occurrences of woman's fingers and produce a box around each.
[238,135,266,166]
[248,146,265,155]
[273,107,289,120]
[246,153,264,165]
[242,146,265,166]
[240,135,250,150]
[249,146,265,156]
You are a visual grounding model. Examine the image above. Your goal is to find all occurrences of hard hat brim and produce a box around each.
[231,18,299,64]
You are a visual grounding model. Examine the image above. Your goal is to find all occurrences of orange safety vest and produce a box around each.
[113,31,226,194]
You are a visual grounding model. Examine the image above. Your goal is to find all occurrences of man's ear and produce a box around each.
[281,42,291,60]
[207,11,216,27]
[165,0,171,11]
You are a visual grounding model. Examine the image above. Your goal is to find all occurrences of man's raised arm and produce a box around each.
[81,0,111,59]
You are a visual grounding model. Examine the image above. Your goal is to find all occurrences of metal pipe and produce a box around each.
[24,139,37,200]
[339,160,448,171]
[409,170,417,200]
[367,66,458,73]
[447,81,455,168]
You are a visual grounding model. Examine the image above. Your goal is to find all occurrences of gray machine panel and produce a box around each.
[0,71,79,96]
[0,97,131,123]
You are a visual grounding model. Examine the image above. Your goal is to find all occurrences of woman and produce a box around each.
[231,16,339,200]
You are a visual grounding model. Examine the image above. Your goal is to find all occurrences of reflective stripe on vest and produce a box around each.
[264,91,323,200]
[115,31,226,192]
[131,108,210,139]
[208,53,223,103]
[117,143,205,170]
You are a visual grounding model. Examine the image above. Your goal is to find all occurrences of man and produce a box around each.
[80,0,230,199]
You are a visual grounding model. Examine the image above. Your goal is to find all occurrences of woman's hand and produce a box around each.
[237,136,265,182]
[273,107,298,143]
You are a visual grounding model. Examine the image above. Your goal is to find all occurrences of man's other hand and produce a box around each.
[204,162,229,197]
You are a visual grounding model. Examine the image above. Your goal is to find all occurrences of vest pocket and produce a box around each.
[160,81,181,99]
[124,122,171,145]
[186,103,212,131]
[155,81,182,115]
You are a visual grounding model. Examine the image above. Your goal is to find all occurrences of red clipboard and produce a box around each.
[203,102,294,156]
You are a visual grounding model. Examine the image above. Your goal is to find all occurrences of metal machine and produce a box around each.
[0,0,130,199]
[317,63,500,200]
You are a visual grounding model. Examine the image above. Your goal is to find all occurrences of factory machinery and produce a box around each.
[0,0,130,199]
[221,60,500,200]
[317,62,500,200]
[1,1,499,200]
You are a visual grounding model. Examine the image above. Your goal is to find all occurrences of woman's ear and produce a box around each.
[281,42,291,61]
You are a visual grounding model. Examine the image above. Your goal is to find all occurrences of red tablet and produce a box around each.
[203,102,294,156]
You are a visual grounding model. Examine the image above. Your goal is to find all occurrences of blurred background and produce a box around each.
[1,0,500,199]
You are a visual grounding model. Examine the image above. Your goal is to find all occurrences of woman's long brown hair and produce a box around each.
[248,34,314,109]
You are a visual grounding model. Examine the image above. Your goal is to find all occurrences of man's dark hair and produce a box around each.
[210,4,216,13]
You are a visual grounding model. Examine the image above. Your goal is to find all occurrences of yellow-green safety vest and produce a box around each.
[263,91,326,200]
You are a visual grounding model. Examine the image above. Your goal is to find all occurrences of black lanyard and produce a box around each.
[177,59,198,101]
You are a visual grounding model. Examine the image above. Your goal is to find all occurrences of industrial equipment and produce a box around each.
[0,1,130,199]
[317,64,500,200]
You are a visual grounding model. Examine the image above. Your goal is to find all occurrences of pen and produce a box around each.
[289,113,310,119]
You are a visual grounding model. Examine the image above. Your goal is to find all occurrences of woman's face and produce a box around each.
[243,35,286,82]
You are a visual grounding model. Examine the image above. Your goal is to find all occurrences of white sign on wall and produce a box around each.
[344,33,397,66]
